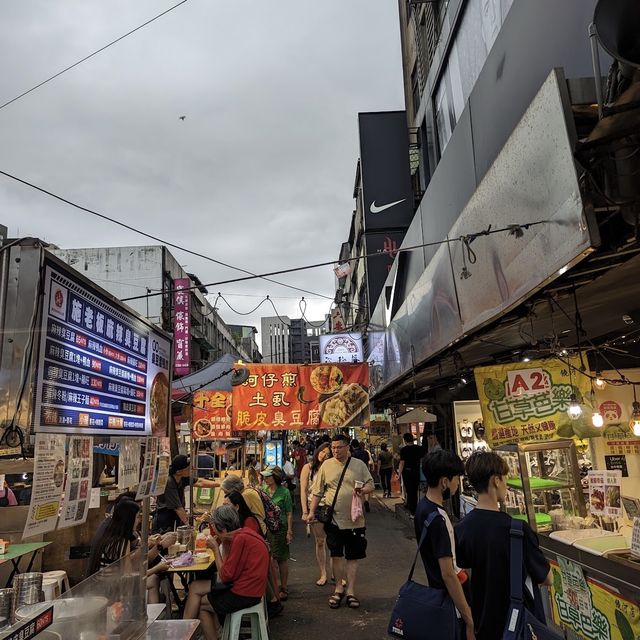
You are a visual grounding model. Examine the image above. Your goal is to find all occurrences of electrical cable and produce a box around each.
[120,221,551,302]
[0,0,190,112]
[0,169,335,301]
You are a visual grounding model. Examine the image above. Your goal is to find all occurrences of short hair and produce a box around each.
[465,452,509,493]
[351,439,360,448]
[380,442,388,451]
[212,505,241,533]
[331,434,349,444]
[292,440,300,446]
[221,474,245,495]
[422,449,464,487]
[402,433,414,443]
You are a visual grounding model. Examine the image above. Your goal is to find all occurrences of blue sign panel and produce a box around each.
[34,260,172,436]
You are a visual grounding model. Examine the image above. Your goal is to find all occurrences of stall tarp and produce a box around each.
[171,354,236,398]
[396,407,437,424]
[475,356,596,448]
[232,363,370,431]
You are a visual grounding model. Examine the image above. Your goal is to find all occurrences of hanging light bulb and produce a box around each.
[591,411,604,428]
[630,387,640,436]
[594,374,606,390]
[567,394,583,420]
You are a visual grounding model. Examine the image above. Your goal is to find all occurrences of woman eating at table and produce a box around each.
[184,505,270,640]
[223,491,262,535]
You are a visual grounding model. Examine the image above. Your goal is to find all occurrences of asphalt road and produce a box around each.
[269,494,418,640]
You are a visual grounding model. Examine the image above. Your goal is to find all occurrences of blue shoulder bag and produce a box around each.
[388,511,463,640]
[502,520,562,640]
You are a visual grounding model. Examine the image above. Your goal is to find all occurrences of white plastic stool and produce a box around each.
[221,601,269,640]
[42,571,70,595]
[42,578,60,601]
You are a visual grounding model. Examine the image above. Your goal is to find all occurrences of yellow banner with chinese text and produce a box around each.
[232,363,370,431]
[474,357,596,447]
[549,560,640,640]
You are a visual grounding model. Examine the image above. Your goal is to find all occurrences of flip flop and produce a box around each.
[328,592,345,609]
[345,595,360,609]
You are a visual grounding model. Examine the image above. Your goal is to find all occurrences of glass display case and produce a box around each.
[496,440,587,533]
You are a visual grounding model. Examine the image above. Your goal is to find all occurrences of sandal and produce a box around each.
[328,591,345,609]
[345,595,360,609]
[279,589,289,601]
[316,577,328,586]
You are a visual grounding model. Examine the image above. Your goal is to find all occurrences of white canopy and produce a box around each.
[396,407,437,424]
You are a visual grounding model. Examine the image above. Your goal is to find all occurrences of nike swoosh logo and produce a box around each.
[370,199,406,214]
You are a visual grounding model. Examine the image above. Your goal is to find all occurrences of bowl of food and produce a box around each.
[194,419,212,439]
[150,372,169,436]
[194,552,209,562]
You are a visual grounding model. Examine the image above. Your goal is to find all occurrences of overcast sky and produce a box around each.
[0,1,404,348]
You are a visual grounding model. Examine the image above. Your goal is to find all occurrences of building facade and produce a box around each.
[53,245,253,376]
[228,325,262,363]
[260,315,330,364]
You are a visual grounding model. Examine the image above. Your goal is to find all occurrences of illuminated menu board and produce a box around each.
[34,259,172,436]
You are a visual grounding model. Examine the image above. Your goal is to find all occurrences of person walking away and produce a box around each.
[456,452,552,640]
[350,440,373,512]
[377,443,394,498]
[261,465,293,601]
[306,434,374,610]
[398,433,424,516]
[184,505,269,640]
[299,442,332,585]
[414,449,474,640]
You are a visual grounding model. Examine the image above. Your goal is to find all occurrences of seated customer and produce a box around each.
[221,474,266,536]
[456,451,552,640]
[184,505,270,640]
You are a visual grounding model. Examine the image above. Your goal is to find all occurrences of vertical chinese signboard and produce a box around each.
[192,390,234,440]
[232,363,370,431]
[475,357,595,447]
[173,278,191,376]
[34,258,171,436]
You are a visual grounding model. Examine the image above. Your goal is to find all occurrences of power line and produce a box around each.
[0,168,333,301]
[0,0,190,112]
[121,221,550,302]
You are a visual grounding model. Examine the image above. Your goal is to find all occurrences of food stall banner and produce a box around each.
[192,390,234,440]
[550,560,640,640]
[34,258,171,437]
[173,278,191,376]
[58,436,93,529]
[593,371,640,455]
[22,434,66,539]
[232,363,370,431]
[474,357,595,447]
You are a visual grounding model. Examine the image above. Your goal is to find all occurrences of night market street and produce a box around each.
[270,494,415,640]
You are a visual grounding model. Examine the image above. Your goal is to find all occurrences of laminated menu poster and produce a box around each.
[588,470,622,517]
[136,437,159,500]
[59,436,94,529]
[22,434,66,539]
[118,438,141,490]
[152,452,170,497]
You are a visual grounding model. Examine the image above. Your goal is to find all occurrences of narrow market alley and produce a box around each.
[270,494,416,640]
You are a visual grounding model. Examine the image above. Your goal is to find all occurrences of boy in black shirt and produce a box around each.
[414,450,474,640]
[456,452,552,640]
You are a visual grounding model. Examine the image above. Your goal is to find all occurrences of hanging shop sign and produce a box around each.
[593,370,640,455]
[34,258,172,437]
[192,390,234,440]
[549,560,640,640]
[23,434,66,539]
[173,278,191,376]
[475,357,595,447]
[319,333,363,364]
[232,363,370,431]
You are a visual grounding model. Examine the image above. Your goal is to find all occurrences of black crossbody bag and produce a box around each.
[316,458,350,524]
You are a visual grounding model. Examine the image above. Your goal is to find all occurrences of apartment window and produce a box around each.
[411,64,421,116]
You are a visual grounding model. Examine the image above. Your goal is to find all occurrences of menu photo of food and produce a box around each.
[193,419,212,439]
[588,470,622,517]
[150,372,169,437]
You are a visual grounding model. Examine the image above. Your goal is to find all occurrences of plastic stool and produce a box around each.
[221,601,269,640]
[42,578,60,601]
[42,571,70,595]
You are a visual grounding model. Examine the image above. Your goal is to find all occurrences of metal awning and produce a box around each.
[396,407,437,424]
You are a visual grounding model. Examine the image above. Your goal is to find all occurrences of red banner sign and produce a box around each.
[173,278,191,376]
[232,363,370,431]
[192,390,234,440]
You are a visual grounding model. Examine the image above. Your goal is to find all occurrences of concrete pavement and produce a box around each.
[269,492,418,640]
